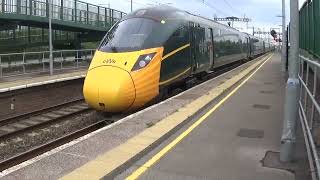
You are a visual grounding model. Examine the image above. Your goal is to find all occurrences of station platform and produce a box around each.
[118,53,308,179]
[0,68,86,92]
[0,53,309,180]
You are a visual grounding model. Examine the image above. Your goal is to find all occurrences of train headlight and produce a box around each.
[132,52,156,71]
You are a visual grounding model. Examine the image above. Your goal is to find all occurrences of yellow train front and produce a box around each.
[83,6,259,113]
[83,45,163,112]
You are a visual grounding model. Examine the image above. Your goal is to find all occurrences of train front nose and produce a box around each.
[83,66,136,112]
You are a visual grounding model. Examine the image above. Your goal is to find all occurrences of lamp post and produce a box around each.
[277,1,287,73]
[280,0,299,162]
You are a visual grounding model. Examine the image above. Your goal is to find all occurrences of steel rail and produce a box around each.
[0,99,90,140]
[0,119,108,171]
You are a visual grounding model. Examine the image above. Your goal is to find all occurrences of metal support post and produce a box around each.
[105,7,107,26]
[76,50,79,68]
[278,29,281,52]
[131,0,132,12]
[1,0,5,13]
[74,0,77,22]
[46,0,49,17]
[17,0,21,14]
[22,52,25,74]
[109,8,112,25]
[60,51,62,69]
[42,53,45,71]
[0,56,2,78]
[86,3,89,24]
[49,0,53,75]
[111,9,114,25]
[29,0,32,15]
[281,0,287,72]
[25,0,27,15]
[280,0,300,162]
[60,0,63,20]
[97,6,100,26]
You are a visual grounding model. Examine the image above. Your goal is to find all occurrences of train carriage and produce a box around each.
[83,5,269,113]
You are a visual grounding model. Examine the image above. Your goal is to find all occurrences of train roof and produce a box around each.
[122,5,269,43]
[122,5,188,21]
[123,5,240,32]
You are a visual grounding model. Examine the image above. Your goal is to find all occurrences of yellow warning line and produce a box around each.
[126,54,274,180]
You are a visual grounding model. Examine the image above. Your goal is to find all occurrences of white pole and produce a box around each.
[49,0,53,75]
[280,0,300,162]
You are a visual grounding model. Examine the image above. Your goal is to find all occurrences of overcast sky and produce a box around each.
[85,0,306,35]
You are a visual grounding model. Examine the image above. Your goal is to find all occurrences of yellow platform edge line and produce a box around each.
[60,53,273,180]
[126,54,274,180]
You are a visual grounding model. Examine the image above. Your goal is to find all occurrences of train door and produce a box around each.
[246,37,250,59]
[189,22,197,74]
[208,28,214,70]
[189,22,207,73]
[249,37,254,58]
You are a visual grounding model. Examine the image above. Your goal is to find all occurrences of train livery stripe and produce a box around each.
[159,67,191,86]
[162,43,190,61]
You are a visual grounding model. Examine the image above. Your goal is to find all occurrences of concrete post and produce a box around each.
[281,0,287,72]
[280,0,300,162]
[49,0,53,75]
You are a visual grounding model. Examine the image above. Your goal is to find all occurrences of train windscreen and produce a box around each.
[99,18,180,52]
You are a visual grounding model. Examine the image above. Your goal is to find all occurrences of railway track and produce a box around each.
[0,54,269,172]
[0,119,110,171]
[0,98,125,171]
[0,100,91,139]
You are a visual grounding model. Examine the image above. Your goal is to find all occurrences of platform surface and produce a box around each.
[0,54,309,180]
[0,68,86,91]
[119,54,296,180]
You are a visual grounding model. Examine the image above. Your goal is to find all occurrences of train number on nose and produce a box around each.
[103,59,116,64]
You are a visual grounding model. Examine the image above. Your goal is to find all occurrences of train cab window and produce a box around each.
[99,18,180,52]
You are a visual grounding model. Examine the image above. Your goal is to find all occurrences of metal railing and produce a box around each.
[0,49,95,77]
[0,0,126,28]
[299,0,320,58]
[299,54,320,180]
